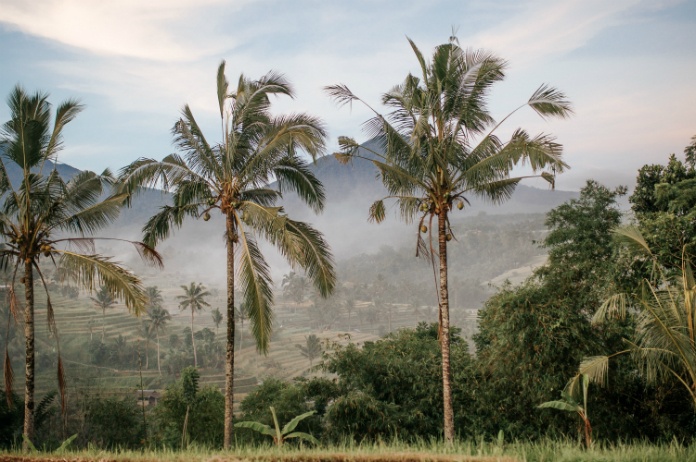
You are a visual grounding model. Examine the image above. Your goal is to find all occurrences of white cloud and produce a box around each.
[0,0,254,60]
[468,0,654,64]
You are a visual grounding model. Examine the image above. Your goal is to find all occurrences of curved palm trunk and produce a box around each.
[23,260,35,450]
[191,310,197,367]
[438,210,455,443]
[223,212,236,449]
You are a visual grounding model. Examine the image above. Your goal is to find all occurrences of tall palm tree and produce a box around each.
[147,305,171,375]
[326,36,572,442]
[177,282,210,367]
[0,86,161,448]
[91,285,117,341]
[120,61,335,447]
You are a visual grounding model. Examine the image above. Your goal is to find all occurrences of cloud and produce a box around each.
[468,0,656,64]
[0,0,254,61]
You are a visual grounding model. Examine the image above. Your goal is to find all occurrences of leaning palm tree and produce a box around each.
[326,35,572,441]
[91,285,117,341]
[0,85,161,448]
[147,305,171,375]
[177,282,210,367]
[119,61,336,447]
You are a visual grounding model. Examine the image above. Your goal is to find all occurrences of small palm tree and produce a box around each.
[91,285,117,341]
[145,286,164,310]
[177,282,210,367]
[120,61,336,447]
[211,307,223,334]
[296,334,323,369]
[326,35,571,441]
[235,302,249,349]
[139,320,156,369]
[0,86,161,447]
[585,227,696,409]
[147,305,171,375]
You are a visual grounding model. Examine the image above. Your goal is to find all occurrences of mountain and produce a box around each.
[280,137,579,258]
[0,140,580,286]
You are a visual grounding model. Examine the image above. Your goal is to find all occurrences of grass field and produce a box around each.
[3,439,696,462]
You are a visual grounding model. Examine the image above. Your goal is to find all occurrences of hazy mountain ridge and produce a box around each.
[1,141,579,286]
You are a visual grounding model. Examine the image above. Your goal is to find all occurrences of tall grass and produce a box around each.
[3,438,696,462]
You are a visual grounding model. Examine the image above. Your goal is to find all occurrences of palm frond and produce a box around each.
[593,293,631,324]
[274,154,326,213]
[57,252,147,314]
[528,84,573,120]
[368,200,386,224]
[217,61,229,118]
[579,355,611,387]
[613,226,654,258]
[236,231,274,354]
[280,219,336,298]
[142,204,199,248]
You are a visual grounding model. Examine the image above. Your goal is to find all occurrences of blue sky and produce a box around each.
[0,0,694,191]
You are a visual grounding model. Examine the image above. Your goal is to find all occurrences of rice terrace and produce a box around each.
[0,1,695,462]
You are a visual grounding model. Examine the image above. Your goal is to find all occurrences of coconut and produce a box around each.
[457,201,464,210]
[421,225,428,233]
[446,234,453,241]
[203,212,211,221]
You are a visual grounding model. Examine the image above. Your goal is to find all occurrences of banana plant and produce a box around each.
[539,373,592,448]
[234,406,319,446]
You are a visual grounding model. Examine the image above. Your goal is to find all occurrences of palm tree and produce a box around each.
[0,86,161,448]
[177,282,210,367]
[145,285,164,310]
[344,297,356,331]
[147,305,171,375]
[282,271,309,309]
[120,61,336,447]
[211,307,223,334]
[326,35,572,441]
[585,227,696,409]
[296,334,323,369]
[139,319,156,369]
[91,285,117,341]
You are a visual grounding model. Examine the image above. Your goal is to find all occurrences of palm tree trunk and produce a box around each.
[156,332,161,375]
[22,260,35,450]
[438,210,455,443]
[101,307,105,342]
[223,212,236,449]
[191,310,197,367]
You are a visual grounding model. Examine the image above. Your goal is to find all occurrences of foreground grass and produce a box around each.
[2,439,696,462]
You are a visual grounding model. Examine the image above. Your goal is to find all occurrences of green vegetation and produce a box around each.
[0,85,161,449]
[119,60,336,448]
[3,34,696,461]
[327,34,571,441]
[235,406,319,446]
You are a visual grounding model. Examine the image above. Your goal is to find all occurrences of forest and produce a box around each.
[1,35,696,462]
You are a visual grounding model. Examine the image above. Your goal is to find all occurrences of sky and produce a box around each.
[0,0,694,192]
